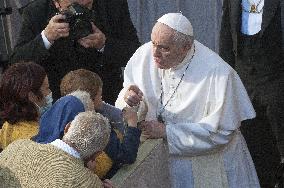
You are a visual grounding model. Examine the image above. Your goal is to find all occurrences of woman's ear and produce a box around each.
[64,122,71,134]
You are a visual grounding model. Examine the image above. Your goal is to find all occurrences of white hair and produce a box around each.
[172,30,194,48]
[67,90,94,111]
[63,111,111,160]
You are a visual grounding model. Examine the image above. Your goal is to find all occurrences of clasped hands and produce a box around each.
[44,14,106,49]
[124,85,166,139]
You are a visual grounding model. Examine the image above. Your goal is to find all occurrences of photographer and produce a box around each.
[10,0,140,104]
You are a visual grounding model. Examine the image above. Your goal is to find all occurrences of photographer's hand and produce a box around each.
[44,14,70,43]
[78,23,106,49]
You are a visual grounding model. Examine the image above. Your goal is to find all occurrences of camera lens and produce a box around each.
[72,19,92,39]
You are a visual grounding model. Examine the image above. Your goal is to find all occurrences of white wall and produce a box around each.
[128,0,224,52]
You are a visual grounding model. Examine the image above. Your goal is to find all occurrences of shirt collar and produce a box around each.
[50,139,81,159]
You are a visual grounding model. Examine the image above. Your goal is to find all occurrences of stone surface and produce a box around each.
[111,139,171,188]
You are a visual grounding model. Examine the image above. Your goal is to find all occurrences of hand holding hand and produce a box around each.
[124,85,143,107]
[78,22,106,49]
[140,120,166,139]
[122,106,138,127]
[44,14,70,43]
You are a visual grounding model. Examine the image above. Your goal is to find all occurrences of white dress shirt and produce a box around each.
[241,0,265,35]
[41,30,105,52]
[50,139,81,159]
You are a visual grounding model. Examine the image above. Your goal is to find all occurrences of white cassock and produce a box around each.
[116,40,260,188]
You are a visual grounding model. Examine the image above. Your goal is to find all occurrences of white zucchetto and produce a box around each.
[157,13,193,36]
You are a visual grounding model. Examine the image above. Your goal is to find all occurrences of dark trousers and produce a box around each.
[236,38,284,187]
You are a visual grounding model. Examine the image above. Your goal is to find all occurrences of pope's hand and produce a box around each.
[124,85,143,107]
[44,14,70,43]
[140,120,166,139]
[78,22,106,49]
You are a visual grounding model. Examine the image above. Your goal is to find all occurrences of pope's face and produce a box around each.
[151,23,189,69]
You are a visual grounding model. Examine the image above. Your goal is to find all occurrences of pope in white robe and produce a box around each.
[116,13,260,188]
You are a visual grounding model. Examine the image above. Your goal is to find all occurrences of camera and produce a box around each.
[59,2,94,40]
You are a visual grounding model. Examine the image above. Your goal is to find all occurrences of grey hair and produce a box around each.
[172,30,194,48]
[67,90,94,111]
[63,111,111,160]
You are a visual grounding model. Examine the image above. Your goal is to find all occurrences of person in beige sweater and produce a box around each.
[0,111,114,188]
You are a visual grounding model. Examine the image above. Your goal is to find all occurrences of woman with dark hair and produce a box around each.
[0,62,52,149]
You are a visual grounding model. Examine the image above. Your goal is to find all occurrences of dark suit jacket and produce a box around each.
[10,0,140,100]
[219,0,284,71]
[219,0,284,172]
